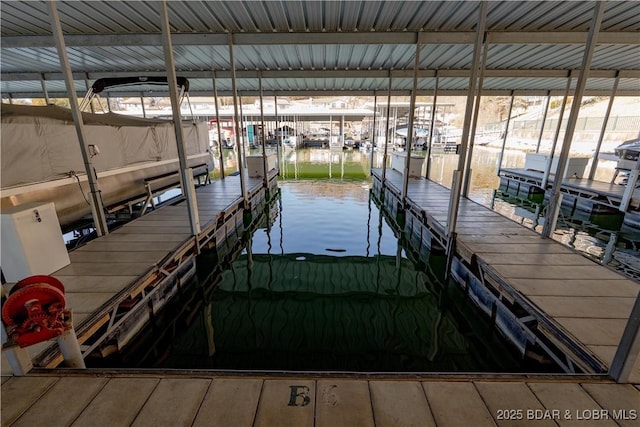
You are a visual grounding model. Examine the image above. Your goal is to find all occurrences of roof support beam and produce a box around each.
[3,69,638,83]
[2,31,635,49]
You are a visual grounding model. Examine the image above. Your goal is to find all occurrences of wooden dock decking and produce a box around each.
[374,169,640,374]
[2,373,639,427]
[2,172,276,370]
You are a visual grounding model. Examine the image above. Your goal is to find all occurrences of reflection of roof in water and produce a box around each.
[160,254,525,371]
[218,253,436,296]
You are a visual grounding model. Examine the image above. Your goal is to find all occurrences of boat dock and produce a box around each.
[372,168,640,377]
[2,171,278,370]
[499,168,640,227]
[3,373,639,426]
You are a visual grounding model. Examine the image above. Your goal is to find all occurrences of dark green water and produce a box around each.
[106,180,550,372]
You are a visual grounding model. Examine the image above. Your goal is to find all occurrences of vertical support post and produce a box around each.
[535,91,551,153]
[401,37,422,202]
[212,70,225,178]
[610,291,640,383]
[496,92,515,175]
[619,157,640,212]
[83,73,95,113]
[40,73,50,105]
[259,72,268,187]
[370,92,377,171]
[1,323,32,375]
[542,1,604,239]
[426,70,439,180]
[588,71,620,180]
[140,93,146,118]
[449,1,487,236]
[340,116,345,147]
[228,33,249,209]
[160,0,200,236]
[274,95,281,174]
[542,73,573,189]
[239,94,247,166]
[462,33,489,197]
[381,71,392,182]
[57,311,85,368]
[47,0,109,237]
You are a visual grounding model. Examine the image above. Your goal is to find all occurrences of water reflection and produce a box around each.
[111,181,530,372]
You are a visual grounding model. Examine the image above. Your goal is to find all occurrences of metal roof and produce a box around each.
[1,1,639,99]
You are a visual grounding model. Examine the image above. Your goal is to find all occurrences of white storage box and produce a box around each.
[524,153,588,179]
[1,202,70,282]
[246,153,277,178]
[391,152,425,177]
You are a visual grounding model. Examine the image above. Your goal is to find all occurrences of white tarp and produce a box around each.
[1,104,208,188]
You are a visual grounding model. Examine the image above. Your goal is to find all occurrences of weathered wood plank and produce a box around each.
[74,241,181,252]
[527,382,617,427]
[63,293,115,314]
[54,262,153,276]
[464,243,573,255]
[580,383,640,427]
[507,279,639,298]
[101,233,187,242]
[554,318,628,346]
[475,381,556,427]
[316,380,375,427]
[71,378,160,427]
[0,376,58,427]
[254,380,315,427]
[192,379,262,427]
[53,275,137,293]
[479,253,597,266]
[587,345,617,366]
[529,296,636,319]
[490,264,624,281]
[369,381,434,427]
[423,381,495,427]
[11,377,107,427]
[131,378,210,427]
[70,251,168,264]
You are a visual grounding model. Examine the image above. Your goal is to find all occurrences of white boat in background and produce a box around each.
[1,78,212,231]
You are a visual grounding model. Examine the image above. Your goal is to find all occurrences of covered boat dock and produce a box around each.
[1,0,639,425]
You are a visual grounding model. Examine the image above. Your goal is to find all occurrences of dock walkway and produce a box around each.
[2,172,276,370]
[373,169,639,374]
[2,373,639,427]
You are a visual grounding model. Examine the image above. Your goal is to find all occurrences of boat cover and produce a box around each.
[1,104,208,188]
